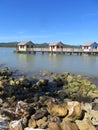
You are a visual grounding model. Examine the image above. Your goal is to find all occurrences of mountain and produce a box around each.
[0,42,18,47]
[0,42,80,48]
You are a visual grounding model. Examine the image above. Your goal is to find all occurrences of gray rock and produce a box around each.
[9,119,23,130]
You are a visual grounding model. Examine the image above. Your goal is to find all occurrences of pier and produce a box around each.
[14,41,98,55]
[14,47,98,55]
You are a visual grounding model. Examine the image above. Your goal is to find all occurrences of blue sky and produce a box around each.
[0,0,98,45]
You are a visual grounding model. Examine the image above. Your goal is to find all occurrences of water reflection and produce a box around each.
[0,48,98,77]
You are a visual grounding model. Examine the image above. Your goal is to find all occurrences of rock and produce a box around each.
[82,103,98,125]
[15,100,35,124]
[39,96,50,104]
[53,77,64,87]
[10,80,15,86]
[92,102,98,110]
[46,101,68,117]
[0,67,12,76]
[35,79,48,92]
[66,101,82,120]
[81,103,92,113]
[36,117,47,128]
[15,101,34,118]
[88,110,98,126]
[48,122,61,130]
[48,116,61,123]
[0,98,3,104]
[0,116,9,130]
[28,117,37,128]
[0,81,4,88]
[57,90,68,100]
[36,79,48,87]
[9,119,23,130]
[24,128,46,130]
[92,98,98,110]
[15,101,29,117]
[61,121,79,130]
[87,91,98,100]
[33,108,48,120]
[75,119,96,130]
[19,76,25,82]
[67,75,73,83]
[0,108,16,120]
[15,80,20,85]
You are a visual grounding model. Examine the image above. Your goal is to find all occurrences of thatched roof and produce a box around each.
[49,41,64,46]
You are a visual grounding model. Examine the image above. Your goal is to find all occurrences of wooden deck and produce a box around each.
[14,48,98,55]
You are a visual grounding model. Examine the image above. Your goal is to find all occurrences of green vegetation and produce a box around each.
[0,42,80,48]
[0,42,18,47]
[35,43,49,48]
[63,44,80,48]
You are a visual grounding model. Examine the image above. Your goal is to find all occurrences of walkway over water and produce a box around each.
[15,48,98,55]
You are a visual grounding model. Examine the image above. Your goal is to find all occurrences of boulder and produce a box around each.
[75,119,96,130]
[36,117,47,128]
[66,101,82,120]
[0,81,4,88]
[0,116,9,130]
[15,101,35,119]
[67,75,73,83]
[15,101,29,117]
[0,67,12,76]
[81,102,92,112]
[24,128,46,130]
[33,108,48,120]
[28,117,37,128]
[61,121,79,130]
[48,122,61,130]
[82,102,98,125]
[46,101,68,117]
[87,91,98,100]
[36,79,48,87]
[92,98,98,110]
[9,119,23,130]
[0,98,3,104]
[86,110,98,126]
[48,116,61,123]
[10,80,15,86]
[57,90,68,100]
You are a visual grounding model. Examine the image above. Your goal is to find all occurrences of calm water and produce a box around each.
[0,47,98,78]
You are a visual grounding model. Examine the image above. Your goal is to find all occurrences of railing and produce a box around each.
[17,48,98,53]
[83,48,98,52]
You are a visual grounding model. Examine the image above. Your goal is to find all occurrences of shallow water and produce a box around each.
[0,47,98,129]
[0,47,98,78]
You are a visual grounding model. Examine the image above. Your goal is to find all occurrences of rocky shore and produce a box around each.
[0,67,98,130]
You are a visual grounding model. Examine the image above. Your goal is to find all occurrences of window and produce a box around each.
[20,45,22,48]
[57,46,59,48]
[27,45,29,48]
[20,45,24,48]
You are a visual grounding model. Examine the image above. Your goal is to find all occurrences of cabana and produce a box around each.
[49,41,64,51]
[81,42,98,51]
[17,41,34,51]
